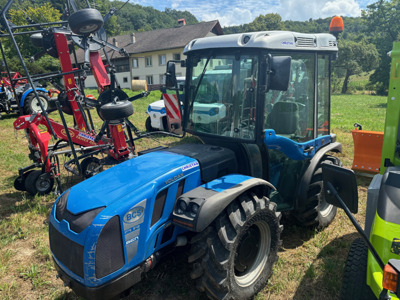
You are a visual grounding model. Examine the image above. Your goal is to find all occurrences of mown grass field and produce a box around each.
[0,92,387,299]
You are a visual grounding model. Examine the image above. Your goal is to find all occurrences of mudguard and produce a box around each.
[19,87,48,107]
[172,174,276,232]
[296,141,342,209]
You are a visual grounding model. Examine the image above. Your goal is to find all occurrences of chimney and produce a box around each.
[113,38,118,47]
[177,18,186,27]
[130,33,136,44]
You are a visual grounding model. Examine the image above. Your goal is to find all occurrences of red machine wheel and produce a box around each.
[99,101,133,120]
[24,170,54,196]
[80,157,103,178]
[14,170,34,191]
[68,8,104,35]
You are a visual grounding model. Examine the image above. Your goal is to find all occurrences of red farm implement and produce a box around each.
[0,0,164,195]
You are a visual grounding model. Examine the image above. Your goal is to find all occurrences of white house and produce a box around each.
[74,20,223,90]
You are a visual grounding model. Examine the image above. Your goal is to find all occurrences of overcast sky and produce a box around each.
[136,0,375,27]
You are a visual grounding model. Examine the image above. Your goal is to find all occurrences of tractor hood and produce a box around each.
[66,150,199,215]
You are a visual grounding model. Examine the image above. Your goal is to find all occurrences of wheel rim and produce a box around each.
[319,198,334,218]
[30,96,48,113]
[84,161,100,177]
[36,174,52,193]
[79,24,99,34]
[319,182,333,218]
[234,220,271,287]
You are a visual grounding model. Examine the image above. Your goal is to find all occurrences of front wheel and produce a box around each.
[292,155,341,229]
[23,91,50,115]
[189,191,282,299]
[145,116,156,132]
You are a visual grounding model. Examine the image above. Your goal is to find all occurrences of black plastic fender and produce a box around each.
[172,176,276,232]
[296,141,342,209]
[377,166,400,225]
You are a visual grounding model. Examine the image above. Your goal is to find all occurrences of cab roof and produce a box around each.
[184,31,338,54]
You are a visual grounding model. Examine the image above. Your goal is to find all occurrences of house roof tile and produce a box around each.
[73,20,223,63]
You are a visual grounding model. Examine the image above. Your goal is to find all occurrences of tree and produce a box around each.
[333,39,379,94]
[363,0,400,94]
[224,13,284,34]
[245,13,285,32]
[2,3,61,75]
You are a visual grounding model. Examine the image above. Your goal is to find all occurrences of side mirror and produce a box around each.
[268,55,291,91]
[322,163,358,213]
[165,61,177,89]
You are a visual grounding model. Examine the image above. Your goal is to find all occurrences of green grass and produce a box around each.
[331,94,386,132]
[0,92,389,299]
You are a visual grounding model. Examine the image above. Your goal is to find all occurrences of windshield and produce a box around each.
[186,52,259,141]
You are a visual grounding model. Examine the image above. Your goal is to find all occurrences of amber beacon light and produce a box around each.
[329,16,344,39]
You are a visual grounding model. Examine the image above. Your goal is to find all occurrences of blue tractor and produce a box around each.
[0,81,50,116]
[49,23,344,299]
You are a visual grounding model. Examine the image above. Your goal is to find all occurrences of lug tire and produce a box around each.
[23,91,50,115]
[189,191,282,300]
[68,8,104,35]
[80,157,103,178]
[24,170,54,196]
[341,238,376,300]
[292,155,341,229]
[99,100,133,120]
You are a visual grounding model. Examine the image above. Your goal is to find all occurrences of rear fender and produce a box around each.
[19,87,48,107]
[296,141,342,209]
[172,174,276,232]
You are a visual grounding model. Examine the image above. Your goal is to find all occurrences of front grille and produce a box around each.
[151,188,168,226]
[95,215,124,278]
[49,223,84,278]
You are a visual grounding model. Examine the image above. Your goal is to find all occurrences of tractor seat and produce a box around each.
[266,101,299,135]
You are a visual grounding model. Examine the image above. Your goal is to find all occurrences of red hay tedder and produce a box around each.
[0,1,178,195]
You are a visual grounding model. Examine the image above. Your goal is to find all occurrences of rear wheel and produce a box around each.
[189,191,282,299]
[293,155,340,229]
[23,91,50,114]
[341,238,376,300]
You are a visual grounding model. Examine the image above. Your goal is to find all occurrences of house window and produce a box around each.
[145,56,152,67]
[123,77,128,83]
[159,55,166,66]
[132,58,139,68]
[159,74,165,84]
[146,75,153,85]
[173,53,181,60]
[116,64,129,72]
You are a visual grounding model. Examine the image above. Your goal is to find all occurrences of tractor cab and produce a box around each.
[180,33,337,145]
[167,31,340,198]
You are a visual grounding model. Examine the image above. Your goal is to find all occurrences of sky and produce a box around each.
[136,0,375,27]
